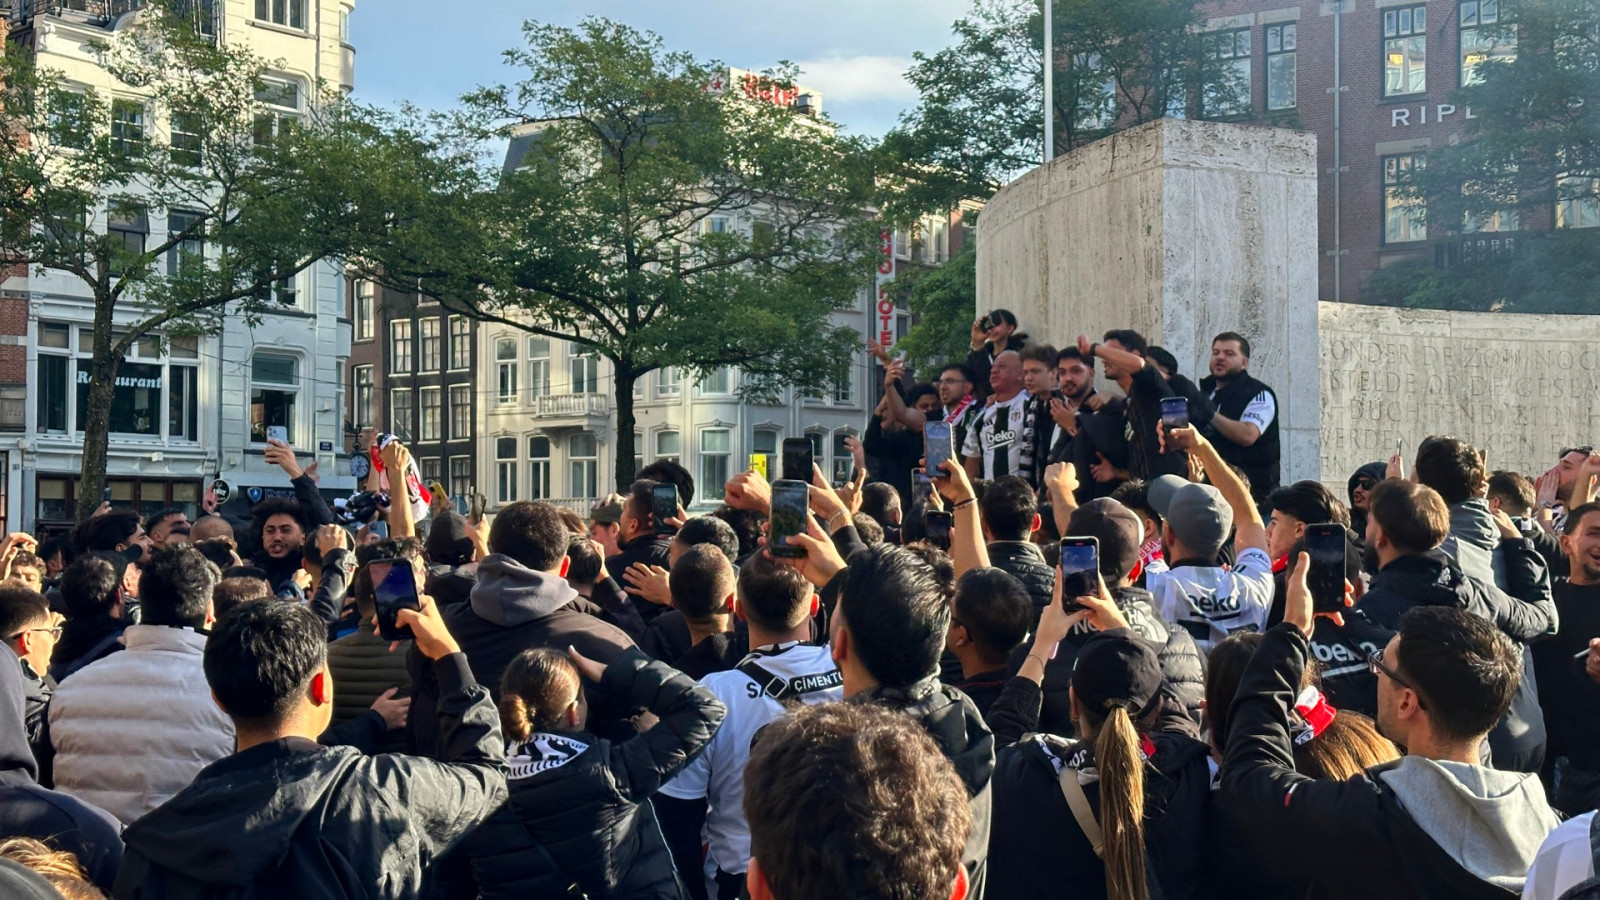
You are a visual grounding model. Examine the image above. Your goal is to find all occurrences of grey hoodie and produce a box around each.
[1443,498,1504,588]
[468,553,580,625]
[1379,756,1560,892]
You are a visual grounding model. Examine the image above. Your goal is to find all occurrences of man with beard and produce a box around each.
[1532,503,1600,815]
[250,438,337,597]
[1045,347,1128,503]
[1076,331,1185,481]
[878,360,981,459]
[1018,346,1058,492]
[1200,332,1280,504]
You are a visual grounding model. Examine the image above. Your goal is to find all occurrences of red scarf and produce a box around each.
[946,394,976,423]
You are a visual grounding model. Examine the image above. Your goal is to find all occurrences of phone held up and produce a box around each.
[924,421,954,478]
[652,484,680,535]
[1058,537,1100,614]
[781,438,814,484]
[369,558,420,642]
[266,425,288,445]
[1160,396,1189,432]
[1304,523,1349,614]
[768,480,811,558]
[924,510,954,551]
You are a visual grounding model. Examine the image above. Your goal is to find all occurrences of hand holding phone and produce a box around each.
[370,558,421,642]
[924,421,954,479]
[781,439,814,484]
[1058,537,1100,613]
[1160,396,1190,432]
[1304,524,1349,614]
[768,480,811,558]
[652,484,681,535]
[266,425,288,445]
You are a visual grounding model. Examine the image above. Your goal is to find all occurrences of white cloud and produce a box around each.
[791,54,918,105]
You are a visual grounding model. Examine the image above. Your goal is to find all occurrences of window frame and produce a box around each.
[419,317,442,372]
[494,435,519,505]
[253,0,306,30]
[655,429,681,463]
[699,428,731,502]
[249,351,300,445]
[110,98,146,157]
[418,386,442,441]
[1381,153,1429,245]
[166,209,205,277]
[353,281,375,343]
[448,316,470,370]
[1459,0,1516,86]
[106,200,149,278]
[449,384,472,441]
[352,364,374,429]
[527,435,551,500]
[389,387,414,441]
[1204,27,1254,118]
[1264,22,1298,111]
[389,319,414,375]
[1381,5,1429,99]
[657,367,681,398]
[568,433,599,499]
[495,337,519,404]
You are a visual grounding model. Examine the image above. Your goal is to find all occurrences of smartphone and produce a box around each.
[1396,439,1408,480]
[768,479,811,558]
[912,468,932,506]
[1160,396,1189,431]
[368,520,389,540]
[469,491,486,524]
[1305,523,1348,614]
[924,420,954,478]
[1059,537,1100,613]
[652,483,680,535]
[266,425,288,444]
[102,487,113,503]
[749,453,769,481]
[369,558,420,642]
[979,312,996,332]
[781,438,814,484]
[924,510,953,551]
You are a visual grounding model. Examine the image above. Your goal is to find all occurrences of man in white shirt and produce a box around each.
[656,554,841,900]
[1523,811,1597,899]
[1200,331,1280,503]
[963,350,1032,483]
[1143,428,1275,653]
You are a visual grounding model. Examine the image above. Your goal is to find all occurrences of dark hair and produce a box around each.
[980,476,1038,542]
[564,534,603,586]
[59,553,123,619]
[988,308,1019,328]
[861,483,901,528]
[36,536,70,566]
[7,550,40,575]
[744,702,970,900]
[0,586,49,641]
[1019,344,1057,367]
[901,540,956,599]
[1204,631,1265,749]
[1212,331,1252,359]
[1397,606,1521,741]
[488,501,570,571]
[852,513,885,545]
[1111,480,1161,529]
[368,536,423,565]
[212,576,272,619]
[73,510,140,554]
[627,479,664,533]
[192,536,239,571]
[1567,502,1600,535]
[952,568,1032,664]
[144,507,188,535]
[1145,346,1179,377]
[300,530,327,569]
[1102,329,1148,355]
[711,506,764,561]
[1268,481,1339,526]
[1414,436,1487,506]
[736,552,814,632]
[671,544,735,624]
[1056,347,1091,367]
[837,544,947,688]
[1368,480,1450,554]
[940,362,976,386]
[638,459,696,507]
[1486,471,1536,517]
[498,648,582,741]
[138,543,220,628]
[906,383,939,408]
[250,497,306,547]
[675,515,740,563]
[205,600,327,723]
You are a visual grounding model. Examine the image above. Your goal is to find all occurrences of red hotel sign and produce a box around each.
[876,230,895,347]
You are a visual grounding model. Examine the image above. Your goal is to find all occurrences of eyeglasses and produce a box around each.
[7,627,62,642]
[1367,646,1428,710]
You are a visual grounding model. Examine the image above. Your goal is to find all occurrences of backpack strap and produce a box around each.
[736,658,842,702]
[1058,765,1104,859]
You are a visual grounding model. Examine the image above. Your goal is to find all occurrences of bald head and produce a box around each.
[990,350,1023,398]
[189,515,235,544]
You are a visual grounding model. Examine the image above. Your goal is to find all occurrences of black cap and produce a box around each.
[1072,631,1163,718]
[1068,499,1144,582]
[425,511,473,566]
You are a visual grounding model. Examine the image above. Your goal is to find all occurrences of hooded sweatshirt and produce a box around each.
[1347,461,1388,540]
[1444,497,1504,588]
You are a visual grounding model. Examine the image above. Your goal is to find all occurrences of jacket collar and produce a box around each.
[122,624,209,654]
[987,540,1047,562]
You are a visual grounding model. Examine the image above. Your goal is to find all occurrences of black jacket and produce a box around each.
[409,554,645,756]
[1057,395,1131,504]
[19,661,54,787]
[1533,580,1600,770]
[426,564,479,610]
[467,651,725,899]
[114,652,506,900]
[986,541,1055,618]
[1223,623,1557,900]
[988,663,1211,900]
[51,615,124,683]
[605,536,674,626]
[863,414,921,506]
[1199,370,1279,503]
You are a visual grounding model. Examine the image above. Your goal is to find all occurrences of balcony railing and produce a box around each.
[534,392,609,418]
[7,0,216,35]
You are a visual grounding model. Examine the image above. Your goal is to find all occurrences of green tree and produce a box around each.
[0,4,369,519]
[346,19,879,492]
[889,242,979,371]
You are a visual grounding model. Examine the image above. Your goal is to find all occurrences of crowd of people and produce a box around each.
[0,312,1598,899]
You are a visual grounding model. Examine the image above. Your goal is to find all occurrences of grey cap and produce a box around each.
[1147,474,1232,560]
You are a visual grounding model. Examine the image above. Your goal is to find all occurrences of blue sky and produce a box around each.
[349,0,973,139]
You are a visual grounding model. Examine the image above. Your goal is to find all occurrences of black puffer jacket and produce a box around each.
[467,651,725,899]
[604,536,673,626]
[987,541,1054,618]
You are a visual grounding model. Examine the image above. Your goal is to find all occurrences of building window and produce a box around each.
[166,209,204,277]
[658,367,680,397]
[253,79,301,147]
[832,366,854,406]
[655,430,680,463]
[1557,172,1600,229]
[700,429,730,501]
[1383,154,1428,244]
[634,430,644,478]
[569,433,599,499]
[36,325,70,433]
[528,436,551,500]
[107,201,148,277]
[570,352,599,394]
[496,338,519,404]
[170,112,203,167]
[832,429,857,485]
[390,320,413,374]
[250,352,298,444]
[1205,28,1252,117]
[110,100,145,156]
[1071,53,1117,131]
[254,266,298,309]
[450,457,472,502]
[352,365,373,428]
[419,457,441,484]
[47,90,92,150]
[37,325,198,440]
[420,318,441,372]
[1265,23,1297,111]
[448,316,470,369]
[707,216,731,234]
[254,0,305,30]
[354,281,375,342]
[1383,5,1428,97]
[449,385,471,440]
[1460,0,1515,86]
[495,436,518,504]
[390,388,413,440]
[753,429,779,458]
[527,338,550,399]
[696,367,732,396]
[419,387,441,441]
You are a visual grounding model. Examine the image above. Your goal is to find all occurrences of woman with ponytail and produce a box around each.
[988,576,1212,899]
[465,646,726,898]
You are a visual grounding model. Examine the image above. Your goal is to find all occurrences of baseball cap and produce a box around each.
[1072,631,1163,719]
[1147,474,1232,560]
[590,500,623,526]
[425,511,474,566]
[1067,499,1143,582]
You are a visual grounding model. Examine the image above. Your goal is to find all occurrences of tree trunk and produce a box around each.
[76,297,124,522]
[613,361,638,493]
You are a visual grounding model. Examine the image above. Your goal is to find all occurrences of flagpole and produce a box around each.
[1043,0,1053,161]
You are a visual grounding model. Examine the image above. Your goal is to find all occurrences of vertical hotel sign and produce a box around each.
[875,230,895,347]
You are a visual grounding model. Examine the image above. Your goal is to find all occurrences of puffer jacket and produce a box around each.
[327,625,412,754]
[987,541,1055,618]
[466,650,725,899]
[49,625,234,825]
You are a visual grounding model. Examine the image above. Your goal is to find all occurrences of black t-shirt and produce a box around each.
[1533,580,1600,766]
[1124,362,1184,480]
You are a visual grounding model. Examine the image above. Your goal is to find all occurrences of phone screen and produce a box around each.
[1160,396,1189,431]
[768,480,811,558]
[652,484,680,535]
[1306,524,1348,614]
[924,421,954,477]
[912,468,932,506]
[370,559,419,642]
[1059,537,1100,613]
[781,439,814,484]
[924,510,953,551]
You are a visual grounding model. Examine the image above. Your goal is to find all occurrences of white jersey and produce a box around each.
[1209,387,1278,433]
[1144,546,1275,654]
[961,391,1033,480]
[657,641,842,877]
[1523,811,1595,900]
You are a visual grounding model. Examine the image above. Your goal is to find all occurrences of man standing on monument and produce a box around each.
[1076,331,1185,480]
[1200,332,1280,504]
[963,351,1034,483]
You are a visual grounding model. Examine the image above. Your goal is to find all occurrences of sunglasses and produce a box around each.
[1368,646,1428,710]
[1354,477,1378,491]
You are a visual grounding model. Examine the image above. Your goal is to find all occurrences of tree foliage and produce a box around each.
[889,243,978,371]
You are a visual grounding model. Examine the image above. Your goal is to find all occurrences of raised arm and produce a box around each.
[1169,427,1267,555]
[577,649,727,801]
[1078,334,1145,380]
[880,358,928,431]
[936,458,989,578]
[1043,462,1080,537]
[380,440,417,540]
